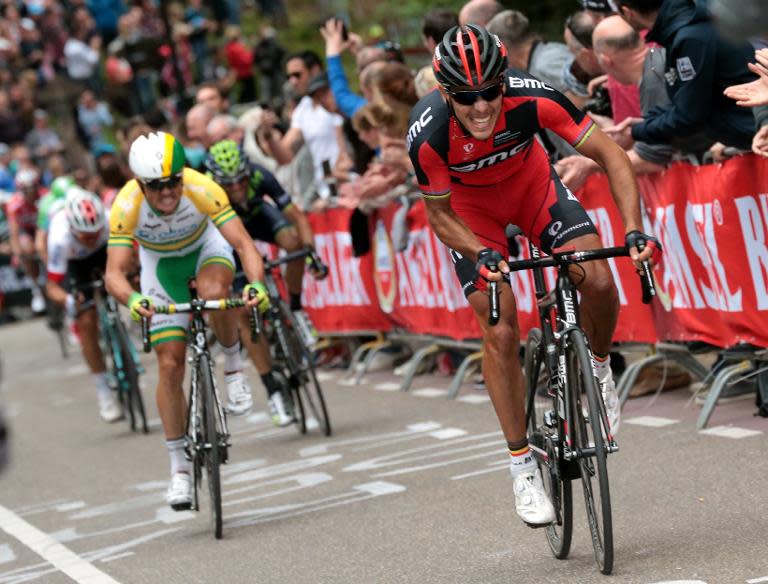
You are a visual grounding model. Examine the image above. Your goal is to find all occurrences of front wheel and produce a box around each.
[199,354,223,540]
[524,327,572,559]
[568,330,613,574]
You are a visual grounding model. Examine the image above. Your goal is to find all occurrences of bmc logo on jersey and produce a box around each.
[450,139,532,172]
[406,107,433,150]
[507,76,554,91]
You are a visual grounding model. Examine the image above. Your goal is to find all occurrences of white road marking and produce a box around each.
[406,422,442,432]
[699,426,763,439]
[65,364,89,377]
[0,545,15,565]
[0,503,122,583]
[429,428,468,440]
[224,454,341,485]
[225,473,333,507]
[374,382,401,391]
[53,501,87,513]
[457,394,491,404]
[245,411,270,424]
[99,552,134,564]
[412,388,448,398]
[315,371,335,382]
[624,416,679,427]
[338,377,359,387]
[747,577,768,583]
[354,481,407,495]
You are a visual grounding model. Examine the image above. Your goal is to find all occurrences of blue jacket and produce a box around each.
[631,0,756,150]
[327,55,367,119]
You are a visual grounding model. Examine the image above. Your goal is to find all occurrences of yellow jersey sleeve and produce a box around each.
[182,168,237,228]
[108,180,143,248]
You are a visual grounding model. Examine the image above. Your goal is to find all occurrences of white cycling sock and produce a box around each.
[93,373,111,400]
[594,354,611,382]
[509,445,538,478]
[222,342,242,374]
[166,437,190,475]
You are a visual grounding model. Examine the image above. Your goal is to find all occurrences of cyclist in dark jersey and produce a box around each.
[408,24,660,527]
[205,140,327,426]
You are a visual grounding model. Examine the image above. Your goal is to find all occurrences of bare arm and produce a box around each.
[283,205,315,248]
[217,217,264,283]
[423,195,485,261]
[7,220,21,259]
[105,245,139,306]
[576,126,643,234]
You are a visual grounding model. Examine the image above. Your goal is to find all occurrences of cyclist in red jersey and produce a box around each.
[407,24,660,527]
[6,168,46,313]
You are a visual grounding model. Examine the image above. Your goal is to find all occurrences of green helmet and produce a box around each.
[204,140,249,184]
[50,176,75,199]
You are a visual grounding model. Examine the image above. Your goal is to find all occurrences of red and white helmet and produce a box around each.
[65,187,104,234]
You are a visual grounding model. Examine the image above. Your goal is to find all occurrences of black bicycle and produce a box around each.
[140,285,261,539]
[499,242,655,575]
[261,248,331,436]
[75,277,148,433]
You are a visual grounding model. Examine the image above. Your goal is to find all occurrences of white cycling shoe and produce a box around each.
[598,368,621,436]
[166,472,192,511]
[268,392,293,427]
[98,393,123,423]
[225,371,253,416]
[512,468,556,527]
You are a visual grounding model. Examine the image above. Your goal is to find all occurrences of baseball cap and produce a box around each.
[307,73,330,95]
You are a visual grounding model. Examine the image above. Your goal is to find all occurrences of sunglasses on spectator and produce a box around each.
[287,72,304,79]
[447,83,503,106]
[142,173,182,191]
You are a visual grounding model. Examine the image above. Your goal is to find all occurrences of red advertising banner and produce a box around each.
[303,208,392,334]
[631,155,768,347]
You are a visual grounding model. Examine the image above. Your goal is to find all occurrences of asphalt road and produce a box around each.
[0,317,766,584]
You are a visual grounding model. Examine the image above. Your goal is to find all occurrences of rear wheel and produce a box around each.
[199,355,223,539]
[282,305,331,436]
[524,328,572,559]
[568,330,613,574]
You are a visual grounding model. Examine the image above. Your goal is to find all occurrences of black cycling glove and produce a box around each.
[475,248,504,281]
[625,230,662,263]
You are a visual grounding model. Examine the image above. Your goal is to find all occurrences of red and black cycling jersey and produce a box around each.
[407,68,595,197]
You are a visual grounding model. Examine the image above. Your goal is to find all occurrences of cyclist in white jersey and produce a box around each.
[105,132,269,511]
[46,187,122,422]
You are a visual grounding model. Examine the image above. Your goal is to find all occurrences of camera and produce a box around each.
[583,85,612,118]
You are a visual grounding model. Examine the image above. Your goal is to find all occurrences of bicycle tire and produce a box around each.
[269,308,307,433]
[199,354,223,539]
[281,305,331,436]
[568,330,613,574]
[114,317,148,433]
[524,328,572,559]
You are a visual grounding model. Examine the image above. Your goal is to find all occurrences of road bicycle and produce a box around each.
[497,241,654,575]
[140,285,261,539]
[76,277,148,433]
[260,248,331,436]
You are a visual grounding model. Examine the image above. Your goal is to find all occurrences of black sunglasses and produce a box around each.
[218,172,248,186]
[287,72,303,79]
[448,82,503,106]
[142,173,182,191]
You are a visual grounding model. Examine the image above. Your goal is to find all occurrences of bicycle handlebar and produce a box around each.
[506,245,656,304]
[140,297,260,353]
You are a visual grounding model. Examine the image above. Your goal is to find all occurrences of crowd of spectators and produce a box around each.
[1,0,768,323]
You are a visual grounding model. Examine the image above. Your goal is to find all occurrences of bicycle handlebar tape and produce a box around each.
[625,231,659,305]
[246,286,262,341]
[139,299,151,353]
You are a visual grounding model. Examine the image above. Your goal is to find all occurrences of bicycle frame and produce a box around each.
[525,243,617,458]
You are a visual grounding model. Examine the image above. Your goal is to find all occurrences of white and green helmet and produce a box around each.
[128,131,186,182]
